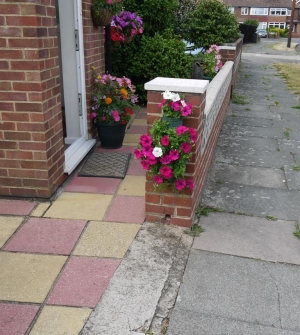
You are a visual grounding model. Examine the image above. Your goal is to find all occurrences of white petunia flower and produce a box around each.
[172,93,180,102]
[152,147,163,157]
[181,99,187,107]
[162,90,174,100]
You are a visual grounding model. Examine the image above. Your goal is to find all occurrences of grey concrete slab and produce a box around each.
[169,251,281,328]
[82,222,193,335]
[193,212,300,264]
[208,163,286,189]
[278,139,300,155]
[279,112,300,123]
[226,115,273,128]
[167,310,300,335]
[227,106,281,120]
[201,181,300,221]
[284,165,300,191]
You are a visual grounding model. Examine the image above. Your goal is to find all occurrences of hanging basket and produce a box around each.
[91,6,113,27]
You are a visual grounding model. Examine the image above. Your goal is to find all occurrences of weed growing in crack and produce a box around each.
[184,224,205,237]
[294,223,300,240]
[293,164,300,171]
[266,215,278,221]
[232,92,248,105]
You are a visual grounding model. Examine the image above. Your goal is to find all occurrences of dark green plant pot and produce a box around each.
[202,75,214,82]
[96,122,126,149]
[162,116,183,129]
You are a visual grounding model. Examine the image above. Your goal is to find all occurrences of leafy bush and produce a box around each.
[174,0,198,36]
[268,27,287,37]
[121,0,178,37]
[243,19,259,28]
[182,0,240,49]
[112,31,194,101]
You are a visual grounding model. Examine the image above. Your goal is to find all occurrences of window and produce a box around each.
[269,22,286,29]
[270,8,288,16]
[257,22,267,30]
[241,7,248,15]
[250,8,268,15]
[228,6,234,14]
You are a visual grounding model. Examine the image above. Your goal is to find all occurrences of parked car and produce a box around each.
[256,29,268,38]
[183,40,205,55]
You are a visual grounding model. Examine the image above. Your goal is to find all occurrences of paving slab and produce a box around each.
[194,212,300,264]
[0,200,36,216]
[73,221,140,258]
[30,306,92,335]
[64,176,121,194]
[117,175,146,196]
[30,202,51,217]
[0,252,67,303]
[0,216,23,248]
[0,303,39,335]
[201,181,300,221]
[277,139,300,154]
[127,159,146,176]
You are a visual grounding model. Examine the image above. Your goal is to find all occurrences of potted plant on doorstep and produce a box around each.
[111,11,143,43]
[196,44,223,80]
[91,0,122,27]
[159,90,193,129]
[90,67,139,149]
[134,120,196,191]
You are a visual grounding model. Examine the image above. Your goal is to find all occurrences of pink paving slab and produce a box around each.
[0,199,36,216]
[47,256,120,308]
[105,195,145,224]
[3,217,87,255]
[134,112,147,119]
[127,160,146,176]
[0,303,39,335]
[64,175,121,194]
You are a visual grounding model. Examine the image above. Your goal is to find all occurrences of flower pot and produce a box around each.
[202,75,214,82]
[96,122,126,149]
[162,116,183,129]
[91,7,113,26]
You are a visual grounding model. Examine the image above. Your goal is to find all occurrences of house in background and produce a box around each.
[0,0,106,198]
[223,0,300,37]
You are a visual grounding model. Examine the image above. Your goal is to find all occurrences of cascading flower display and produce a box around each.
[197,44,223,78]
[90,67,139,124]
[111,11,143,43]
[159,90,193,119]
[135,119,196,191]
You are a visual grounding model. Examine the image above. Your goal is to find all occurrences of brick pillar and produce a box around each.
[144,78,208,228]
[0,1,64,198]
[82,0,105,138]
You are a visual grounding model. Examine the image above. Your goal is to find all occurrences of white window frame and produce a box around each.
[241,7,248,15]
[228,6,234,14]
[268,22,286,29]
[257,22,267,30]
[250,8,268,15]
[270,8,288,16]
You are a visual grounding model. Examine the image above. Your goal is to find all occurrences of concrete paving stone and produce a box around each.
[270,105,300,115]
[215,146,294,169]
[0,199,36,216]
[265,262,300,332]
[0,216,23,248]
[201,181,300,221]
[127,159,146,176]
[278,139,300,154]
[194,212,300,264]
[227,107,281,120]
[226,115,273,127]
[284,165,300,191]
[0,303,39,335]
[131,118,147,126]
[295,154,300,165]
[3,217,86,255]
[0,252,67,303]
[123,133,141,145]
[167,309,300,335]
[44,192,113,221]
[126,125,147,134]
[82,222,191,335]
[134,112,147,119]
[64,175,121,194]
[279,112,300,122]
[272,119,300,131]
[229,103,272,113]
[30,202,51,217]
[30,306,92,335]
[209,162,286,189]
[172,250,281,328]
[95,145,136,154]
[73,221,140,258]
[47,256,120,308]
[117,175,146,196]
[105,195,145,224]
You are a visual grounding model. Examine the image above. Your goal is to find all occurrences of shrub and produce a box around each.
[182,0,240,49]
[243,19,259,28]
[268,27,287,37]
[112,31,194,101]
[174,0,198,36]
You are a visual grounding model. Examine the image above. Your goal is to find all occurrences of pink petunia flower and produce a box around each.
[102,116,107,121]
[189,128,197,142]
[160,166,173,179]
[141,160,150,170]
[160,154,172,165]
[170,101,181,112]
[140,134,153,148]
[169,149,179,161]
[187,179,194,189]
[147,154,158,165]
[142,146,154,157]
[112,110,120,122]
[153,175,163,184]
[181,104,193,116]
[181,142,191,153]
[176,125,188,135]
[175,179,186,190]
[158,99,166,108]
[134,148,143,159]
[90,112,97,119]
[161,135,170,146]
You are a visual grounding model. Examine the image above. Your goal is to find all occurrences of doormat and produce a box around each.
[78,152,131,179]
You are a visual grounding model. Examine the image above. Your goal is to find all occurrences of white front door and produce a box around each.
[57,0,95,174]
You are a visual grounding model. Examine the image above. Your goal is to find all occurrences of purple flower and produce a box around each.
[90,112,97,119]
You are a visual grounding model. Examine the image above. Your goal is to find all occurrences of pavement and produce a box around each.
[0,38,300,335]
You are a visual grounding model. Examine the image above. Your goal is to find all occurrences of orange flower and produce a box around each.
[105,97,112,104]
[120,88,128,98]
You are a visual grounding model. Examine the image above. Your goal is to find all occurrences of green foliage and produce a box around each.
[174,0,198,36]
[182,0,240,49]
[184,224,205,237]
[122,0,178,37]
[243,19,259,28]
[112,32,193,101]
[268,27,287,37]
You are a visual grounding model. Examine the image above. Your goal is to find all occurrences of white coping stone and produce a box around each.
[219,45,236,50]
[144,77,209,94]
